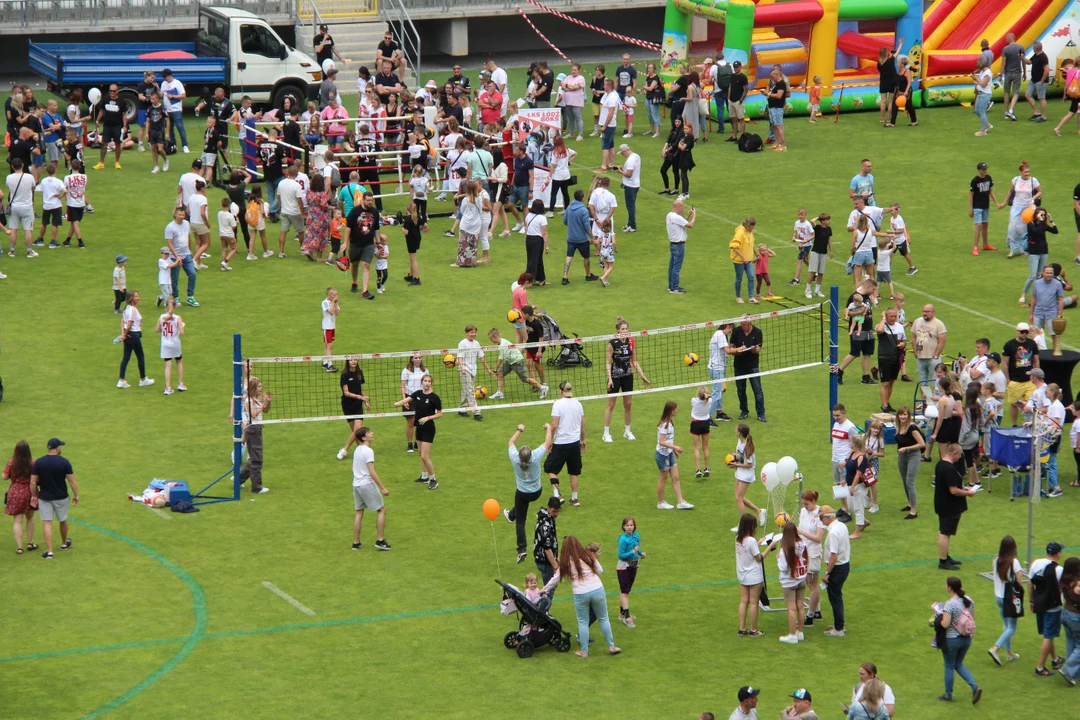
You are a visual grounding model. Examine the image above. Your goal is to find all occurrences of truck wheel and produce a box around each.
[272,84,305,112]
[117,91,139,124]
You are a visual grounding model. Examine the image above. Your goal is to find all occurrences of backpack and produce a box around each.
[715,62,733,92]
[245,199,260,226]
[1032,561,1062,612]
[737,133,762,152]
[1067,73,1080,99]
[327,163,341,192]
[954,601,976,636]
[352,182,364,208]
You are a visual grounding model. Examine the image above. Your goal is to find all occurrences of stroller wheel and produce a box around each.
[516,640,535,659]
[555,634,572,653]
[582,359,593,369]
[504,631,519,649]
[546,358,555,367]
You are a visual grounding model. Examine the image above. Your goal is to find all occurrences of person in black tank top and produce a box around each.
[603,318,651,443]
[394,374,443,490]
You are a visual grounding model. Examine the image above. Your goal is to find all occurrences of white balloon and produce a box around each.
[230,202,239,217]
[776,456,798,487]
[321,58,336,75]
[88,87,102,105]
[761,462,779,492]
[924,405,939,419]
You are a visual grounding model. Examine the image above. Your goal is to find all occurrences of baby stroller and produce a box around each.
[536,312,592,369]
[496,579,572,658]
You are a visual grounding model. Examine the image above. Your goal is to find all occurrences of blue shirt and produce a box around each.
[1032,276,1064,318]
[617,531,642,569]
[850,172,876,205]
[563,199,591,244]
[42,112,62,144]
[509,444,546,493]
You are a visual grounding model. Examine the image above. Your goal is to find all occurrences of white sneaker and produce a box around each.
[814,289,826,298]
[376,286,385,294]
[623,429,636,441]
[730,526,739,533]
[263,250,275,258]
[162,161,169,172]
[246,253,257,260]
[255,487,270,494]
[511,222,523,232]
[622,132,633,138]
[138,143,146,152]
[139,378,156,387]
[177,384,187,391]
[151,166,160,174]
[164,387,174,395]
[539,384,549,399]
[602,432,614,443]
[336,448,348,460]
[676,501,695,510]
[200,252,210,259]
[657,501,675,510]
[576,135,583,142]
[869,503,880,514]
[758,508,767,526]
[797,631,805,641]
[0,271,6,279]
[779,634,799,644]
[183,146,190,153]
[117,380,131,389]
[221,261,229,271]
[26,250,38,258]
[490,391,504,399]
[805,289,813,299]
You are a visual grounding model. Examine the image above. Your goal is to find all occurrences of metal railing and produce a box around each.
[0,0,292,29]
[297,0,377,19]
[381,0,420,83]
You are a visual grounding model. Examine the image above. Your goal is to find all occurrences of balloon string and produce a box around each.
[491,521,503,579]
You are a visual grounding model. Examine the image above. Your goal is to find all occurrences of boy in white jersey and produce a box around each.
[63,159,88,248]
[787,207,815,294]
[156,297,186,395]
[156,246,179,307]
[887,203,917,275]
[217,196,238,271]
[35,163,66,248]
[875,236,896,300]
[830,403,859,521]
[321,287,339,373]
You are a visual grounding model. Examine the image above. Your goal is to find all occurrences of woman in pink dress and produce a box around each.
[302,174,332,262]
[3,440,37,554]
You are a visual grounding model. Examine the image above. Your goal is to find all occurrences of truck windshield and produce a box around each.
[240,24,284,58]
[197,13,229,56]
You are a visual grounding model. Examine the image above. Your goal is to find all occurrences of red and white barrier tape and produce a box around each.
[522,0,661,52]
[516,6,573,64]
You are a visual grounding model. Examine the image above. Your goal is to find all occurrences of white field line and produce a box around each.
[261,581,316,616]
[150,508,173,520]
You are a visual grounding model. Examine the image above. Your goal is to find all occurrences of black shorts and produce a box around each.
[342,400,364,419]
[567,241,590,259]
[1075,211,1080,233]
[349,243,376,264]
[878,358,899,382]
[849,335,875,357]
[608,374,633,394]
[493,184,507,204]
[963,446,978,467]
[1071,98,1080,115]
[415,420,436,444]
[617,565,638,594]
[690,419,711,436]
[148,127,166,146]
[67,206,85,223]
[938,513,961,536]
[895,241,909,257]
[544,442,582,476]
[42,207,63,227]
[405,235,421,254]
[101,124,123,145]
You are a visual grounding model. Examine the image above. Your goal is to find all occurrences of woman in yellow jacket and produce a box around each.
[730,217,757,304]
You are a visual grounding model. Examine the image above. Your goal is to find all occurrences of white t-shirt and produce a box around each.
[1010,177,1040,219]
[735,536,764,585]
[158,313,182,357]
[375,243,389,271]
[656,421,675,455]
[165,220,191,258]
[708,329,728,372]
[728,708,757,720]
[777,540,808,589]
[122,304,142,332]
[831,419,859,462]
[1071,417,1080,452]
[890,214,908,241]
[852,682,895,708]
[490,66,509,112]
[36,176,65,210]
[734,438,755,482]
[877,244,894,272]
[967,354,990,384]
[401,366,426,394]
[600,91,621,127]
[6,172,34,208]
[589,188,617,226]
[296,172,310,193]
[847,205,884,231]
[690,396,710,421]
[187,193,208,226]
[523,212,547,236]
[64,173,87,208]
[352,445,375,487]
[158,257,172,285]
[277,178,303,215]
[551,397,584,445]
[793,219,814,247]
[987,368,1007,395]
[321,297,337,330]
[824,520,851,565]
[456,338,485,376]
[161,78,185,113]
[217,209,237,238]
[975,68,993,95]
[622,153,641,188]
[1048,398,1067,430]
[1030,557,1065,587]
[409,176,428,200]
[178,172,201,207]
[798,506,824,558]
[666,212,689,243]
[991,556,1023,599]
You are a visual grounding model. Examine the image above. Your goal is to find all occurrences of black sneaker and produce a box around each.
[716,412,733,422]
[77,240,85,248]
[804,616,814,627]
[474,414,483,421]
[352,542,363,550]
[375,539,392,551]
[726,136,738,142]
[458,411,468,417]
[415,476,428,483]
[517,552,527,563]
[813,611,822,620]
[63,240,71,247]
[428,478,439,490]
[757,415,767,423]
[409,278,421,286]
[325,364,339,373]
[787,279,799,286]
[861,375,876,385]
[836,369,844,385]
[882,404,896,414]
[403,274,415,282]
[561,277,570,285]
[60,538,72,550]
[1052,656,1066,670]
[901,374,912,382]
[407,443,415,453]
[351,284,359,293]
[938,559,960,570]
[738,412,749,420]
[584,274,600,282]
[362,291,375,300]
[48,241,61,249]
[708,419,720,427]
[42,551,54,559]
[947,556,963,566]
[443,229,455,237]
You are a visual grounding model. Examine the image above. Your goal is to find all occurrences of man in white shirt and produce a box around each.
[588,176,618,237]
[820,505,851,637]
[350,428,391,551]
[598,78,621,170]
[708,322,735,423]
[959,338,991,389]
[665,197,696,294]
[177,159,203,210]
[728,686,760,720]
[160,69,189,152]
[846,196,885,233]
[276,165,306,258]
[544,380,586,506]
[615,144,641,232]
[830,404,859,521]
[34,163,66,248]
[456,324,494,420]
[484,59,509,115]
[6,159,37,258]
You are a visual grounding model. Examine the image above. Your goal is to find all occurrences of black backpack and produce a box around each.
[738,133,763,152]
[1032,561,1062,613]
[165,140,178,156]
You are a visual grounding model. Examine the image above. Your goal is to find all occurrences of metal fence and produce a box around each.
[382,0,419,82]
[0,0,292,29]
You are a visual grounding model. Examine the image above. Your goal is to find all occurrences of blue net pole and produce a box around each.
[233,333,243,501]
[829,285,839,430]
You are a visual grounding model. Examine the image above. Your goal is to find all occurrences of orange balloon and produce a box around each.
[483,498,501,521]
[1021,206,1036,224]
[895,95,907,108]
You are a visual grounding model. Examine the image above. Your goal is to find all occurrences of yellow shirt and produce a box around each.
[730,225,754,263]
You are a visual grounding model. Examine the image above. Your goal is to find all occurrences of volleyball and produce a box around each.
[443,353,456,368]
[151,495,167,508]
[475,386,488,399]
[725,452,736,465]
[684,352,699,366]
[774,511,792,528]
[507,308,522,323]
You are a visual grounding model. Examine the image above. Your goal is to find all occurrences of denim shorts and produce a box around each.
[1037,609,1062,639]
[768,107,785,126]
[973,208,989,224]
[601,127,616,150]
[852,250,875,266]
[1028,81,1047,100]
[508,185,530,208]
[655,450,677,471]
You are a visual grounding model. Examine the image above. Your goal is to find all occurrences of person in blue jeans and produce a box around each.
[541,535,621,658]
[1060,557,1080,685]
[707,323,734,423]
[938,576,983,704]
[665,198,695,293]
[161,69,189,150]
[164,208,199,307]
[988,535,1024,666]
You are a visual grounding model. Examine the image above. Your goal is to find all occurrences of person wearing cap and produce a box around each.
[911,304,947,383]
[1029,542,1065,676]
[314,23,349,68]
[781,688,816,720]
[160,69,189,153]
[532,495,562,584]
[1022,366,1049,418]
[615,144,641,233]
[416,79,438,107]
[729,686,759,720]
[968,162,999,255]
[819,504,851,637]
[1030,264,1065,355]
[375,29,403,74]
[726,61,749,141]
[29,438,80,559]
[544,381,586,507]
[1003,322,1040,424]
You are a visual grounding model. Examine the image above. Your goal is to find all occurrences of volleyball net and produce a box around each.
[243,304,828,426]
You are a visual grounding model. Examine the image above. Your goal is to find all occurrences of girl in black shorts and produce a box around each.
[402,201,422,286]
[689,386,712,478]
[603,317,651,443]
[395,374,442,489]
[336,358,371,459]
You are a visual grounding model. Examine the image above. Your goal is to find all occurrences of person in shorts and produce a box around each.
[200,115,222,183]
[95,84,127,170]
[145,90,170,174]
[1025,42,1051,122]
[348,426,391,551]
[345,191,380,298]
[544,380,585,504]
[42,99,64,165]
[35,161,65,248]
[487,327,546,398]
[29,438,80,559]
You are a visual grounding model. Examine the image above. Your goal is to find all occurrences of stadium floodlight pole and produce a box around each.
[829,285,839,431]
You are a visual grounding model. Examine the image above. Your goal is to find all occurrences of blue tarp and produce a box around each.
[989,426,1034,468]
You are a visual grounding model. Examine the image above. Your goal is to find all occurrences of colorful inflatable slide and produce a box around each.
[661,0,1080,116]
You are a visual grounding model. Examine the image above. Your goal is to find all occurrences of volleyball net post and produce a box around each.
[828,285,839,432]
[191,333,244,506]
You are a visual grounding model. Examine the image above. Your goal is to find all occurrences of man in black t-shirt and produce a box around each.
[344,192,381,299]
[933,443,975,570]
[259,128,286,219]
[1003,322,1040,423]
[195,87,233,149]
[7,127,34,170]
[726,62,750,140]
[373,61,403,106]
[534,62,555,108]
[314,24,349,67]
[135,70,158,150]
[447,65,471,96]
[375,31,404,74]
[835,278,878,385]
[875,306,906,413]
[145,91,170,173]
[729,316,765,421]
[510,144,534,212]
[95,84,127,169]
[30,438,80,559]
[1025,41,1051,121]
[969,162,1000,254]
[766,67,788,150]
[808,215,832,292]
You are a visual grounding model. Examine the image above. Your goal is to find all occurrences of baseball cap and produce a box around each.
[791,689,812,701]
[47,438,65,449]
[425,79,437,89]
[976,162,988,170]
[1029,367,1046,379]
[732,60,743,68]
[704,57,714,64]
[160,246,171,254]
[618,143,631,152]
[558,380,574,395]
[116,254,128,263]
[738,687,760,702]
[1047,542,1064,555]
[320,23,328,30]
[162,68,173,77]
[1016,322,1031,332]
[819,504,836,517]
[988,351,1001,363]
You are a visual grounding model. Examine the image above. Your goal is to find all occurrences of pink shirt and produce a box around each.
[755,253,770,275]
[512,285,529,312]
[542,559,604,595]
[320,105,348,137]
[561,74,586,107]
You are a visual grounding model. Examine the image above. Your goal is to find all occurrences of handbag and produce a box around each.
[567,174,578,186]
[1003,572,1025,618]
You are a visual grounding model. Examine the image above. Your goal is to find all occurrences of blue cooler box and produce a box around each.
[166,481,192,505]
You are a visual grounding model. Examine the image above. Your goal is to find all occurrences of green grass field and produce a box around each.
[2,71,1079,719]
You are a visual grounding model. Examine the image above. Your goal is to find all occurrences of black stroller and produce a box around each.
[536,312,593,370]
[496,579,572,658]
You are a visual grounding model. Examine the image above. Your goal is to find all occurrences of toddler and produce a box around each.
[374,234,389,293]
[876,236,896,299]
[112,254,128,314]
[865,420,885,513]
[597,218,617,286]
[218,196,238,271]
[327,208,344,265]
[848,293,870,335]
[523,572,541,605]
[979,382,1003,478]
[809,75,822,122]
[754,243,776,299]
[622,94,636,138]
[157,246,179,307]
